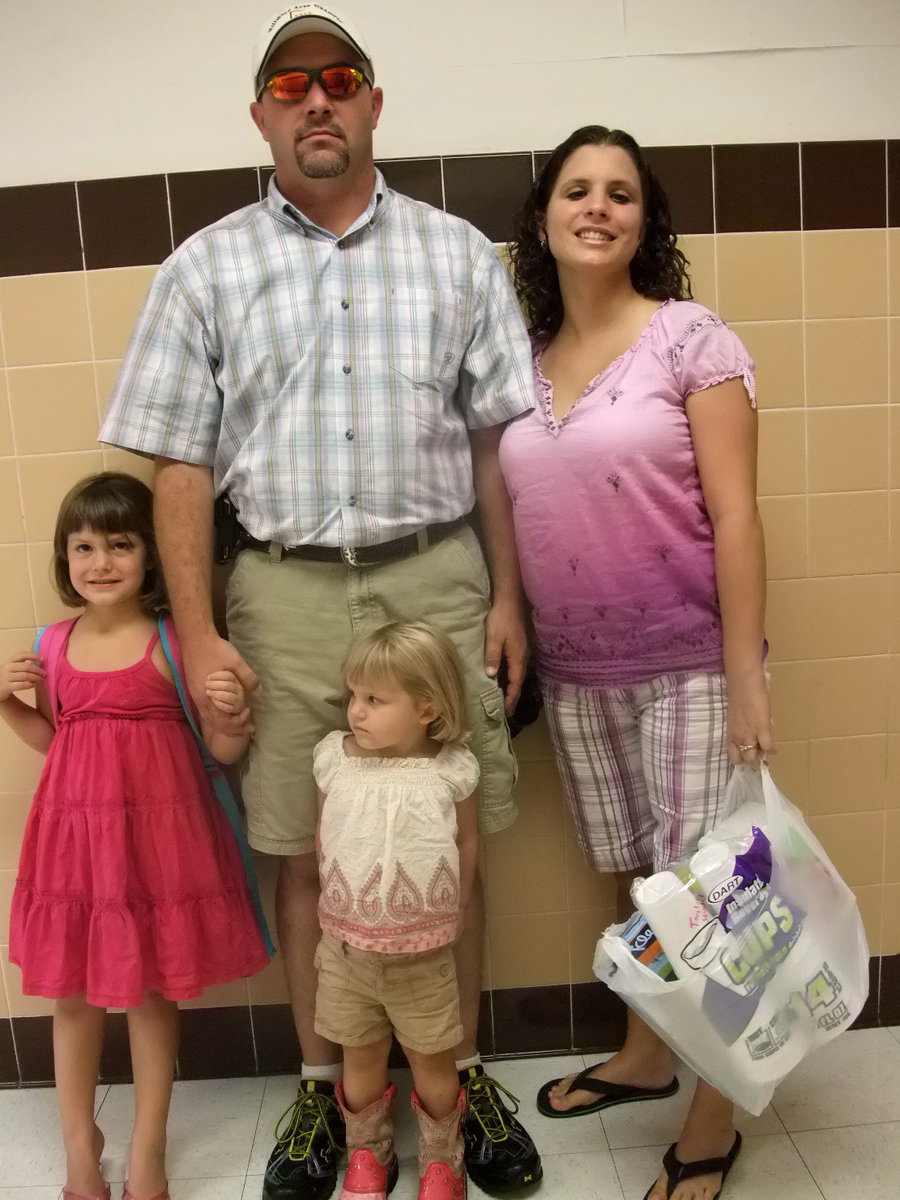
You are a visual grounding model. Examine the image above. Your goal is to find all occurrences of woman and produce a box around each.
[499,125,775,1200]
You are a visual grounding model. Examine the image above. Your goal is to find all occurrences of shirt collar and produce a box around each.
[266,170,391,239]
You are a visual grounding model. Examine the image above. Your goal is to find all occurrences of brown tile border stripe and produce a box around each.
[0,954,894,1086]
[1,139,893,277]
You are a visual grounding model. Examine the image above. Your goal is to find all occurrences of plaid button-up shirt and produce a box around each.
[100,173,533,547]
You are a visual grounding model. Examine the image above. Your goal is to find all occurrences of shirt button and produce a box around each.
[348,495,357,506]
[341,299,350,310]
[345,429,355,440]
[343,364,351,374]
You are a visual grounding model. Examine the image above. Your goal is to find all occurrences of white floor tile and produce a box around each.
[481,1054,603,1157]
[476,1150,624,1200]
[613,1133,824,1200]
[247,1076,303,1175]
[0,1086,69,1187]
[242,1178,263,1200]
[0,1189,62,1200]
[771,1027,900,1130]
[792,1122,900,1200]
[168,1179,246,1200]
[887,1025,900,1044]
[600,1064,783,1151]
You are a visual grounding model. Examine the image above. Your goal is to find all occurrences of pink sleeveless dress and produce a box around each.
[9,628,269,1007]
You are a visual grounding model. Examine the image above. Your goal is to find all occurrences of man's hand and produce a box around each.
[483,598,527,713]
[183,632,259,736]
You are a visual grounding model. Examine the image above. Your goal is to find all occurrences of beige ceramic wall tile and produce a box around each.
[0,372,13,456]
[0,723,43,793]
[95,359,123,424]
[767,740,808,810]
[888,734,900,806]
[805,319,888,407]
[891,319,900,406]
[0,543,35,627]
[890,495,900,570]
[758,495,807,579]
[568,908,616,984]
[487,911,569,988]
[0,793,31,870]
[247,957,291,1005]
[765,579,808,662]
[881,883,900,953]
[808,575,890,659]
[892,656,900,734]
[729,321,804,410]
[8,364,100,456]
[0,273,91,367]
[716,233,802,322]
[565,838,616,910]
[891,577,900,653]
[807,656,889,739]
[483,835,566,915]
[27,541,72,628]
[852,886,883,954]
[757,409,805,496]
[0,949,9,1019]
[509,759,567,840]
[679,234,716,310]
[86,267,157,360]
[807,492,889,576]
[0,869,15,937]
[886,809,900,885]
[807,406,889,493]
[0,456,24,543]
[18,449,105,542]
[766,662,809,741]
[101,447,155,486]
[0,954,55,1018]
[807,811,884,887]
[889,230,900,317]
[179,978,250,1010]
[803,230,888,320]
[806,735,888,815]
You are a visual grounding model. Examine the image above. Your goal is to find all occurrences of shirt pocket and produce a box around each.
[387,288,463,386]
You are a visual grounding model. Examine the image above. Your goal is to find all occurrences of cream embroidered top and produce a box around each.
[314,730,479,953]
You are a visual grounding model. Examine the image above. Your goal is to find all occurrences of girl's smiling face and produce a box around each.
[543,142,645,279]
[346,676,436,756]
[66,527,148,608]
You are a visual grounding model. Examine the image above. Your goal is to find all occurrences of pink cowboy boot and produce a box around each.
[411,1088,466,1200]
[335,1080,399,1199]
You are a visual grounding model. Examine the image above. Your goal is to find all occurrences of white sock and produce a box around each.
[301,1061,342,1084]
[455,1054,482,1073]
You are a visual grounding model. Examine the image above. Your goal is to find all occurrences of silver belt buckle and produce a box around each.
[341,545,360,568]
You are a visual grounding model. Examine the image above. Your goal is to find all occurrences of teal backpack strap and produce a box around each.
[157,612,275,958]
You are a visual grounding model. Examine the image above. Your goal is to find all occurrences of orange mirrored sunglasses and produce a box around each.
[262,64,371,101]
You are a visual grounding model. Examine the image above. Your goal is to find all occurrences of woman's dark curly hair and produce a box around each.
[510,125,692,341]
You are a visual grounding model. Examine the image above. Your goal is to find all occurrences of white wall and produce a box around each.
[2,0,899,186]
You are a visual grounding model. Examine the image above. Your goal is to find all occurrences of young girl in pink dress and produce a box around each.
[0,472,270,1200]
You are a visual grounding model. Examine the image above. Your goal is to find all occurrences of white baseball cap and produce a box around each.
[252,4,374,96]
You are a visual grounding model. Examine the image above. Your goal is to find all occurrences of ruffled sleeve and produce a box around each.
[668,305,756,408]
[435,743,480,801]
[313,730,346,793]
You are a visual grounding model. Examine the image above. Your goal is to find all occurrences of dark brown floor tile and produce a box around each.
[644,146,714,235]
[888,142,900,227]
[376,158,443,209]
[168,168,262,248]
[99,1012,133,1083]
[177,1006,256,1079]
[251,1002,300,1075]
[491,984,570,1055]
[260,166,276,196]
[879,953,900,1025]
[802,140,887,230]
[442,154,533,242]
[11,1014,54,1084]
[0,183,82,276]
[571,980,627,1053]
[714,143,801,232]
[78,175,172,269]
[0,1019,18,1084]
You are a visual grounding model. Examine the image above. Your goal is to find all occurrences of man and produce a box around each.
[101,6,542,1199]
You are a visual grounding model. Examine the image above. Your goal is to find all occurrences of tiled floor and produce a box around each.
[2,1026,899,1200]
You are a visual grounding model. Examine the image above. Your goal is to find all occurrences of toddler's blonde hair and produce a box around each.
[343,620,469,744]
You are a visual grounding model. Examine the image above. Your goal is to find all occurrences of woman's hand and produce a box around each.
[0,651,44,703]
[726,669,775,766]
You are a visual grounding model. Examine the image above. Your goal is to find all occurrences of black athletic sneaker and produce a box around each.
[262,1079,345,1200]
[460,1065,543,1193]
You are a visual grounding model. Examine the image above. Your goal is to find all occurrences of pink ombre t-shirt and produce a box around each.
[498,300,756,687]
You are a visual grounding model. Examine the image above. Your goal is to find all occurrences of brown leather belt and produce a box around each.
[239,515,468,568]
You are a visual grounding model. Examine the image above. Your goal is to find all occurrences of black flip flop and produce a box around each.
[535,1063,679,1119]
[642,1131,742,1200]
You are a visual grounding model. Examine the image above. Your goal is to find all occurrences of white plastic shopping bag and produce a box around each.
[593,765,869,1114]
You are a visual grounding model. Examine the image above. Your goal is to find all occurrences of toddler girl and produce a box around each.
[314,621,478,1200]
[0,472,270,1200]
